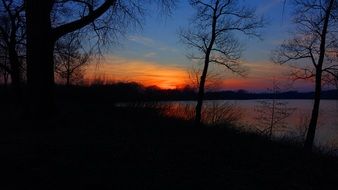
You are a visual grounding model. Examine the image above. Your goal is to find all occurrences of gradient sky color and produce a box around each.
[86,0,319,92]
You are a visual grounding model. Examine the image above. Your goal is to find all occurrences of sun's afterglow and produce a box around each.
[83,56,313,91]
[85,56,188,89]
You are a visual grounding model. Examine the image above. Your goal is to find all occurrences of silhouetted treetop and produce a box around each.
[180,0,264,126]
[273,0,338,151]
[25,0,177,116]
[51,0,176,46]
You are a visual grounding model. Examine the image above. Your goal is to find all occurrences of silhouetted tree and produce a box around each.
[273,0,338,151]
[0,47,10,85]
[180,0,264,126]
[25,0,176,116]
[203,101,242,125]
[335,72,338,89]
[54,32,90,86]
[0,0,25,100]
[187,64,223,91]
[254,80,295,140]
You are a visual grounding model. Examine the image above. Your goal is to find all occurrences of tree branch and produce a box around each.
[52,0,117,40]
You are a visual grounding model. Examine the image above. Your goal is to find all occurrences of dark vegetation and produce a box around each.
[1,83,337,105]
[52,85,338,101]
[58,85,338,101]
[1,0,336,153]
[1,93,337,189]
[1,0,338,188]
[206,89,338,100]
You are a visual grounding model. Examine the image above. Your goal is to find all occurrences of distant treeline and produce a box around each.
[206,90,338,100]
[54,82,338,102]
[1,82,337,103]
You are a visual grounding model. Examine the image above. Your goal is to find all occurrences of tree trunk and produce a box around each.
[195,59,209,126]
[304,70,322,152]
[8,43,22,103]
[303,0,333,152]
[3,71,8,85]
[194,8,218,127]
[26,0,55,117]
[269,98,276,140]
[66,71,70,87]
[66,75,70,86]
[66,67,71,86]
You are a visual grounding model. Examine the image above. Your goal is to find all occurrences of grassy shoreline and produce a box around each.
[1,101,338,189]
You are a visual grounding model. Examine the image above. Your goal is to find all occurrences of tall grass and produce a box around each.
[126,101,243,126]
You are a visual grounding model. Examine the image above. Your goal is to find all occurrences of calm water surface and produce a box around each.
[162,100,338,149]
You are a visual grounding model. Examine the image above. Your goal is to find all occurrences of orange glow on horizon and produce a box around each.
[85,57,188,89]
[83,56,310,91]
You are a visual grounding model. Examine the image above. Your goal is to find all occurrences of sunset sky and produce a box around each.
[86,0,317,92]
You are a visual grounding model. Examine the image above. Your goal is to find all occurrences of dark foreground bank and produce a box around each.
[1,101,337,189]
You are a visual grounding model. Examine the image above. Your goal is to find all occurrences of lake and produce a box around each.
[157,99,338,150]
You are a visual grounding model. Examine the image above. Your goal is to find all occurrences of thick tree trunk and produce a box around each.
[24,0,116,118]
[304,70,322,151]
[26,0,55,117]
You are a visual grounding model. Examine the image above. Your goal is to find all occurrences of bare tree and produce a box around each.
[54,32,90,86]
[0,47,9,85]
[203,101,242,126]
[254,80,295,140]
[187,64,223,91]
[159,101,242,126]
[333,71,338,90]
[0,0,25,99]
[273,0,338,151]
[24,0,176,116]
[180,0,264,126]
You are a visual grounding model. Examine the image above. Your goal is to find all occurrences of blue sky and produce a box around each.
[113,0,291,62]
[89,0,317,91]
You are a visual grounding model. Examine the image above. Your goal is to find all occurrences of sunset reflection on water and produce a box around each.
[139,100,338,151]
